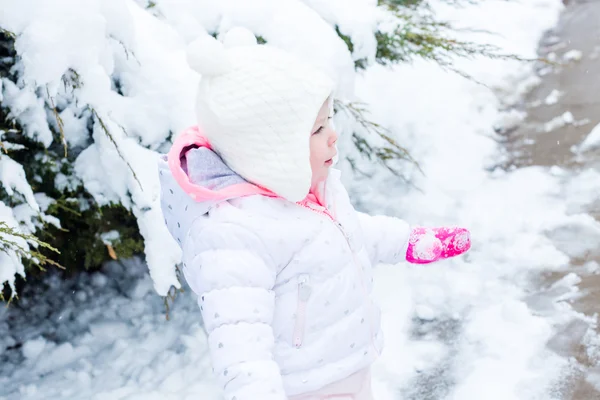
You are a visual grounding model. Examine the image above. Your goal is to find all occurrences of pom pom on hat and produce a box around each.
[186,35,232,76]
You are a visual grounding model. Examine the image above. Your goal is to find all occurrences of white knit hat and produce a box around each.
[186,27,334,202]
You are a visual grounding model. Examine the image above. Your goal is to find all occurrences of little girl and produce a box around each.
[158,28,470,400]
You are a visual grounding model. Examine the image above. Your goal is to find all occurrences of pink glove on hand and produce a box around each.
[405,226,471,264]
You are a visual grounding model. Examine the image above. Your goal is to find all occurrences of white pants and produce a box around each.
[289,369,373,400]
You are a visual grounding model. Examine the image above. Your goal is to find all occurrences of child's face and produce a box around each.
[309,100,338,188]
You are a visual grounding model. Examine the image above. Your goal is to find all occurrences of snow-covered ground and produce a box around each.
[4,0,600,399]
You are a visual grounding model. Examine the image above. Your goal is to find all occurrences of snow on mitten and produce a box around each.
[405,227,471,264]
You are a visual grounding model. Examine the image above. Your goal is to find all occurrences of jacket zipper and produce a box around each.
[296,201,380,357]
[293,274,312,348]
[333,220,380,357]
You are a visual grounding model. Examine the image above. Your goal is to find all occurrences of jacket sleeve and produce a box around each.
[357,211,411,266]
[182,221,287,400]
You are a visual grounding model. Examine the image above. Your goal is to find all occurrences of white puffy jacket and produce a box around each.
[158,135,411,399]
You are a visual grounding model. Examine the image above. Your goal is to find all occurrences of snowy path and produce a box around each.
[498,0,600,397]
[4,0,600,399]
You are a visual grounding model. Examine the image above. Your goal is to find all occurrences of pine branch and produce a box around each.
[91,108,143,191]
[46,86,68,158]
[61,68,83,92]
[0,220,64,301]
[375,9,535,69]
[335,100,423,181]
[0,221,61,257]
[366,0,545,86]
[0,27,16,40]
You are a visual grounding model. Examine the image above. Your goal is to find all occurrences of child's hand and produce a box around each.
[405,226,471,264]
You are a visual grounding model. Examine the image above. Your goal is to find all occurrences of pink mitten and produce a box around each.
[405,227,471,264]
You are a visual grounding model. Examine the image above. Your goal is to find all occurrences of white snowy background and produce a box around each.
[2,0,600,399]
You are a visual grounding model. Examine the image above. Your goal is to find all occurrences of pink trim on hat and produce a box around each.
[167,126,278,202]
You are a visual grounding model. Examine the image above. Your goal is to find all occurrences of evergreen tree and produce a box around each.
[0,0,524,300]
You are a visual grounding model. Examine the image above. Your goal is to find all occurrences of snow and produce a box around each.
[545,89,563,105]
[563,49,583,62]
[579,122,600,152]
[0,154,39,212]
[493,109,527,134]
[90,273,109,288]
[100,230,121,245]
[545,214,600,259]
[584,261,600,275]
[1,0,194,296]
[0,80,54,147]
[0,259,222,400]
[544,111,575,132]
[21,338,47,360]
[3,0,599,399]
[0,202,27,298]
[346,0,592,397]
[299,0,379,64]
[412,230,440,261]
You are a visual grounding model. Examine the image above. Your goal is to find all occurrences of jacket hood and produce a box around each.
[157,126,277,247]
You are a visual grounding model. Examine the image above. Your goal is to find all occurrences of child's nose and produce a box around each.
[328,129,338,146]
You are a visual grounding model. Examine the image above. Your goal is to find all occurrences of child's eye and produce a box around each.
[312,126,324,135]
